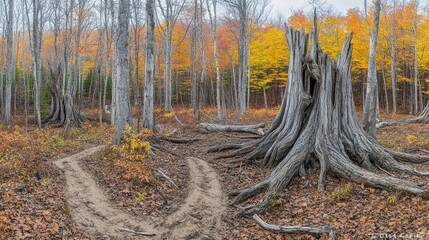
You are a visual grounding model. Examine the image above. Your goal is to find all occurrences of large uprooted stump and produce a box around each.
[212,25,429,220]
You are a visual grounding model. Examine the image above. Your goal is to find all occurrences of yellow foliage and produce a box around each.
[406,134,418,144]
[114,125,152,182]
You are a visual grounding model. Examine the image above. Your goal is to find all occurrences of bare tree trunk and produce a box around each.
[26,0,44,127]
[191,0,198,117]
[0,27,5,119]
[197,0,205,121]
[413,2,419,114]
[382,64,389,114]
[206,0,223,122]
[110,0,117,125]
[238,0,248,116]
[363,0,381,138]
[4,0,14,125]
[143,0,155,131]
[114,0,132,145]
[390,0,397,113]
[132,0,141,111]
[164,28,173,112]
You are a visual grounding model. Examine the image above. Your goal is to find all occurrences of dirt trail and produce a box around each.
[161,157,226,239]
[54,146,226,239]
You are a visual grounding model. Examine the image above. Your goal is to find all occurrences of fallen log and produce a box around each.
[197,123,265,136]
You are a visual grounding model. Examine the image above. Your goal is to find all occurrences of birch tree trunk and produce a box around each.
[114,0,132,145]
[143,0,155,131]
[362,0,381,138]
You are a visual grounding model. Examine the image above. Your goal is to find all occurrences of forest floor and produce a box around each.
[1,108,429,239]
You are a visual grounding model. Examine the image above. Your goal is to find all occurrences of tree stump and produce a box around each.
[213,24,429,216]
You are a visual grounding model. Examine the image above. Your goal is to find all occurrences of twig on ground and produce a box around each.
[117,227,156,236]
[157,169,179,189]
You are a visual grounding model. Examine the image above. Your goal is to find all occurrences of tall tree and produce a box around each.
[131,0,142,111]
[4,0,14,125]
[390,0,397,113]
[191,0,198,117]
[362,0,381,138]
[143,0,155,131]
[412,0,419,114]
[156,0,187,112]
[114,0,132,144]
[206,0,223,122]
[223,0,270,115]
[24,0,45,127]
[43,0,85,128]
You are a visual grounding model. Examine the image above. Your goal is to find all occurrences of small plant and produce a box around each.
[49,135,70,149]
[406,134,418,145]
[40,178,51,187]
[387,194,399,205]
[330,183,351,203]
[270,191,286,207]
[135,192,145,202]
[114,125,152,182]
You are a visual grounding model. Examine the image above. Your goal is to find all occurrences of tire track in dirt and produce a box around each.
[161,157,226,240]
[54,146,226,239]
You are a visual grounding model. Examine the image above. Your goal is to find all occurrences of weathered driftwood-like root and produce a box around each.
[43,92,86,128]
[252,214,334,238]
[377,105,429,128]
[207,144,244,153]
[160,136,202,144]
[220,26,429,220]
[198,122,265,136]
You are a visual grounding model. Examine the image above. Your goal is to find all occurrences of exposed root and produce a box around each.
[160,136,202,144]
[229,180,270,205]
[252,214,334,238]
[198,122,265,136]
[208,144,243,153]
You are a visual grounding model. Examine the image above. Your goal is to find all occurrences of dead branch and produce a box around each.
[156,169,179,189]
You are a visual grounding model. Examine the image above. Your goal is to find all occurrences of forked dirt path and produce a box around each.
[54,145,226,239]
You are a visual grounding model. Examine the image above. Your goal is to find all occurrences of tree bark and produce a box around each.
[4,0,14,125]
[391,0,397,113]
[114,0,132,145]
[363,0,381,138]
[206,0,223,123]
[143,0,155,131]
